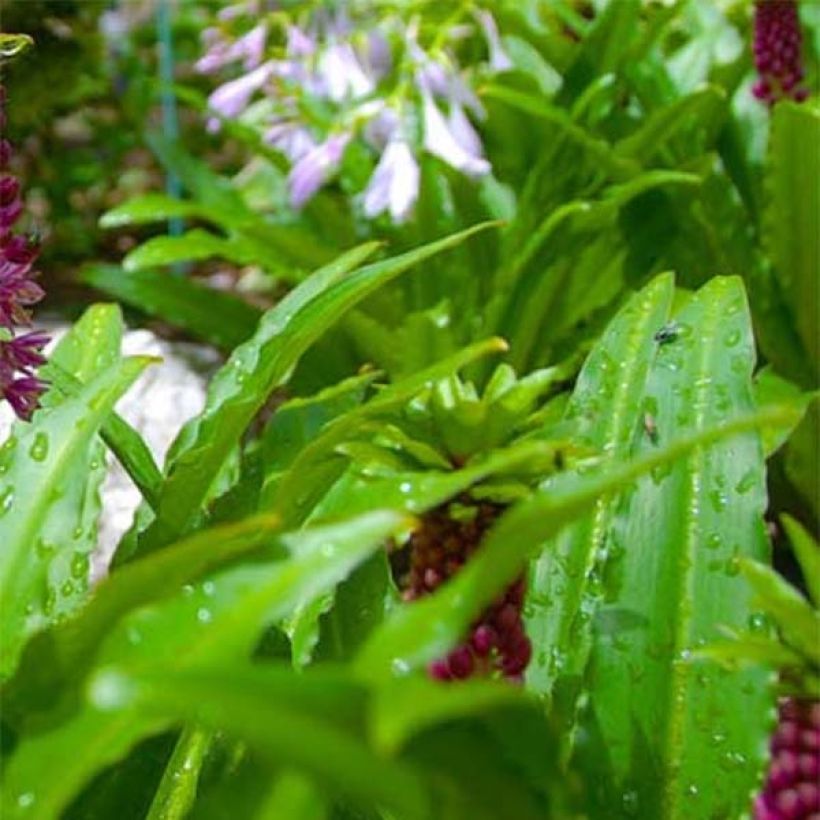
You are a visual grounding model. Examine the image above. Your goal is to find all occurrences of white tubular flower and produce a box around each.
[206,62,274,130]
[317,42,375,101]
[476,9,513,72]
[287,133,351,208]
[363,139,420,222]
[422,93,490,178]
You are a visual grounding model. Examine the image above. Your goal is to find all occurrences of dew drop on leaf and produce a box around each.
[196,607,213,624]
[0,486,14,516]
[28,432,49,462]
[70,552,90,581]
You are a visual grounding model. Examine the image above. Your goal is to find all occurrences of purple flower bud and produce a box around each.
[287,25,316,58]
[2,373,47,420]
[476,10,513,72]
[264,121,317,163]
[287,133,351,208]
[753,1,808,105]
[0,330,48,370]
[362,139,420,223]
[206,62,274,130]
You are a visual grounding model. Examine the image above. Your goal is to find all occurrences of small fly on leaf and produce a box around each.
[654,321,680,345]
[643,413,659,445]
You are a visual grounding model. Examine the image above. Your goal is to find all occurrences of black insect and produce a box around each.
[654,321,680,345]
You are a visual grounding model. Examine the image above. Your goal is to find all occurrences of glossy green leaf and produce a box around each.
[99,194,220,229]
[766,102,820,373]
[145,727,211,820]
[781,514,820,607]
[122,230,254,272]
[4,514,282,719]
[355,403,798,682]
[752,366,814,457]
[0,355,150,679]
[134,227,496,558]
[87,665,429,819]
[81,264,261,350]
[256,771,327,820]
[271,338,509,525]
[527,272,675,700]
[2,512,406,819]
[576,277,773,819]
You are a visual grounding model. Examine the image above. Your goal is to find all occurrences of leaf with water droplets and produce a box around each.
[0,353,150,679]
[574,276,777,819]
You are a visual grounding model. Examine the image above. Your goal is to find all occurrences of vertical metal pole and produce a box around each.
[156,0,183,238]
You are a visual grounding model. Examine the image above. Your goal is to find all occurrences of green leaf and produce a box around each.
[81,264,262,351]
[270,338,509,526]
[256,771,327,820]
[86,665,429,820]
[355,403,799,683]
[752,366,814,456]
[527,272,675,700]
[576,277,774,819]
[369,676,529,755]
[781,514,820,607]
[99,194,220,229]
[122,230,254,272]
[145,727,211,820]
[0,355,151,679]
[4,514,282,720]
[766,102,820,374]
[133,227,496,559]
[740,558,820,665]
[2,512,408,819]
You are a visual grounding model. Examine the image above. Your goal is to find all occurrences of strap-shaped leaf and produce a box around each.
[527,272,674,700]
[0,355,151,678]
[766,102,820,374]
[81,263,262,351]
[132,226,496,559]
[576,277,772,819]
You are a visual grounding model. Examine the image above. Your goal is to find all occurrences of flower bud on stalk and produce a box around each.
[0,84,49,420]
[753,0,809,106]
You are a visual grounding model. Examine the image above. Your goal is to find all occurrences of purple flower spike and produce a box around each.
[0,84,50,420]
[287,133,351,208]
[362,139,420,223]
[753,1,808,105]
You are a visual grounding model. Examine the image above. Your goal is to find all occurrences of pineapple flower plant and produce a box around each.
[195,0,511,220]
[702,516,820,820]
[0,38,49,420]
[753,0,809,106]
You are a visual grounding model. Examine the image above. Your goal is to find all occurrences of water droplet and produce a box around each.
[182,583,195,597]
[748,612,768,632]
[735,469,756,495]
[724,329,741,348]
[35,539,55,559]
[196,607,212,624]
[724,556,741,577]
[705,532,722,550]
[686,784,699,797]
[391,658,410,676]
[202,581,215,597]
[710,731,727,747]
[72,526,84,540]
[60,580,75,597]
[43,587,57,616]
[17,793,35,809]
[70,552,90,581]
[398,481,412,494]
[708,490,727,512]
[0,486,14,516]
[622,790,639,815]
[320,543,336,558]
[28,432,48,462]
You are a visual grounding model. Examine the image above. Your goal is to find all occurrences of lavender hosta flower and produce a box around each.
[287,133,351,209]
[206,61,274,131]
[316,42,375,102]
[422,93,490,178]
[264,121,317,163]
[363,139,420,222]
[753,0,808,105]
[476,10,513,73]
[196,22,267,74]
[287,25,315,58]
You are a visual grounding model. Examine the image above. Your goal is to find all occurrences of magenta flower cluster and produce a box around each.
[753,0,809,105]
[0,86,48,421]
[754,698,820,820]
